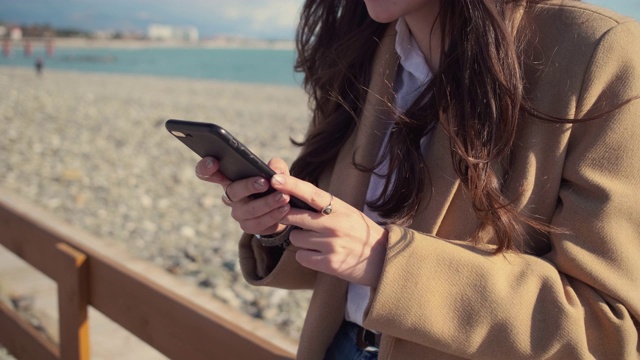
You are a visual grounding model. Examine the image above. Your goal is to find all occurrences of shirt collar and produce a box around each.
[394,17,431,84]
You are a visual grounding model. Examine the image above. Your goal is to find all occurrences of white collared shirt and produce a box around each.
[345,17,433,327]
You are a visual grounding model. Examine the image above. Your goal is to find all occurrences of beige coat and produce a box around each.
[239,1,640,359]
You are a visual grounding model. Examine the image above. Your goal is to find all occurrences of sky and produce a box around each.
[0,0,638,40]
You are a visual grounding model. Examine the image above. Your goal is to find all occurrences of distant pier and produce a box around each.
[2,37,55,58]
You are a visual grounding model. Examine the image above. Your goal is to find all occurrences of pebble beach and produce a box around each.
[0,66,312,339]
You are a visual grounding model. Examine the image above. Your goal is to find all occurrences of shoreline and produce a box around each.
[0,64,304,89]
[6,37,297,50]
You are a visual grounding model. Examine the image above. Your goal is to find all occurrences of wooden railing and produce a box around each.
[0,187,296,360]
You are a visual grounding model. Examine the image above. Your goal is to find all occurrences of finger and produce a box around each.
[288,228,333,253]
[267,157,290,176]
[294,249,327,273]
[231,191,290,221]
[270,174,334,214]
[238,204,291,235]
[224,176,270,204]
[195,157,230,184]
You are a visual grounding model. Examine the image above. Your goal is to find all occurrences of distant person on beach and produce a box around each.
[35,58,43,76]
[195,0,640,358]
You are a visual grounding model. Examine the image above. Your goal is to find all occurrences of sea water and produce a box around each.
[0,46,303,87]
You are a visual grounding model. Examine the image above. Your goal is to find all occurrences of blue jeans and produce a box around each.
[324,321,379,360]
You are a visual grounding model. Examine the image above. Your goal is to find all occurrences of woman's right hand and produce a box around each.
[195,156,291,236]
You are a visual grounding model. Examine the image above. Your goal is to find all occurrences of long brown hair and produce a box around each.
[291,0,558,252]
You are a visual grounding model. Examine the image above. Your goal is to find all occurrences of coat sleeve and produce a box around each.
[239,233,317,290]
[363,20,640,359]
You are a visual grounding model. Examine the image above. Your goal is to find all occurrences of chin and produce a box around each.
[364,1,400,23]
[365,10,399,24]
[368,14,397,23]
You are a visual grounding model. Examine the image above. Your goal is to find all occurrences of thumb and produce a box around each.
[268,157,290,176]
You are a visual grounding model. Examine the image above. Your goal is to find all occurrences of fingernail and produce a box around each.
[195,165,207,178]
[276,193,288,204]
[272,175,284,185]
[254,178,266,189]
[279,204,289,213]
[205,158,214,168]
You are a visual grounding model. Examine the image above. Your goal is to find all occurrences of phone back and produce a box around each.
[166,119,275,181]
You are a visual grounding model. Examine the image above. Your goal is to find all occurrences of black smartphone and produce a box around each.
[165,119,315,211]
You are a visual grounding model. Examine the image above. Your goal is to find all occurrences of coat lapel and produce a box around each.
[411,126,462,236]
[298,19,464,357]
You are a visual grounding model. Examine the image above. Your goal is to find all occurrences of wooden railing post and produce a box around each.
[56,243,90,360]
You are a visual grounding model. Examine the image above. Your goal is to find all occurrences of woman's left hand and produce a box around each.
[270,173,388,287]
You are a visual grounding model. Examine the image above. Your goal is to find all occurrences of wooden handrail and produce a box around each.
[0,300,59,360]
[0,187,296,360]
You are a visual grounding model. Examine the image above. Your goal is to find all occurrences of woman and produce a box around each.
[196,0,640,358]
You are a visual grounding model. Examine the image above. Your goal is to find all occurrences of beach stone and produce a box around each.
[179,226,197,239]
[0,67,313,340]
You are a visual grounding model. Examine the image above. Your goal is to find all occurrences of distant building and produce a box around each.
[147,24,199,42]
[9,27,22,41]
[0,26,6,38]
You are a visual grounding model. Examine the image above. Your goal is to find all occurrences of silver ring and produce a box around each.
[222,185,235,204]
[321,193,333,215]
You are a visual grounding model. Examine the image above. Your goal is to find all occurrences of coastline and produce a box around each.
[9,36,297,50]
[0,62,304,89]
[0,66,312,339]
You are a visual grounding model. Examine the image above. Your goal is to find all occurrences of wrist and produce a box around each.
[255,226,294,247]
[365,226,389,287]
